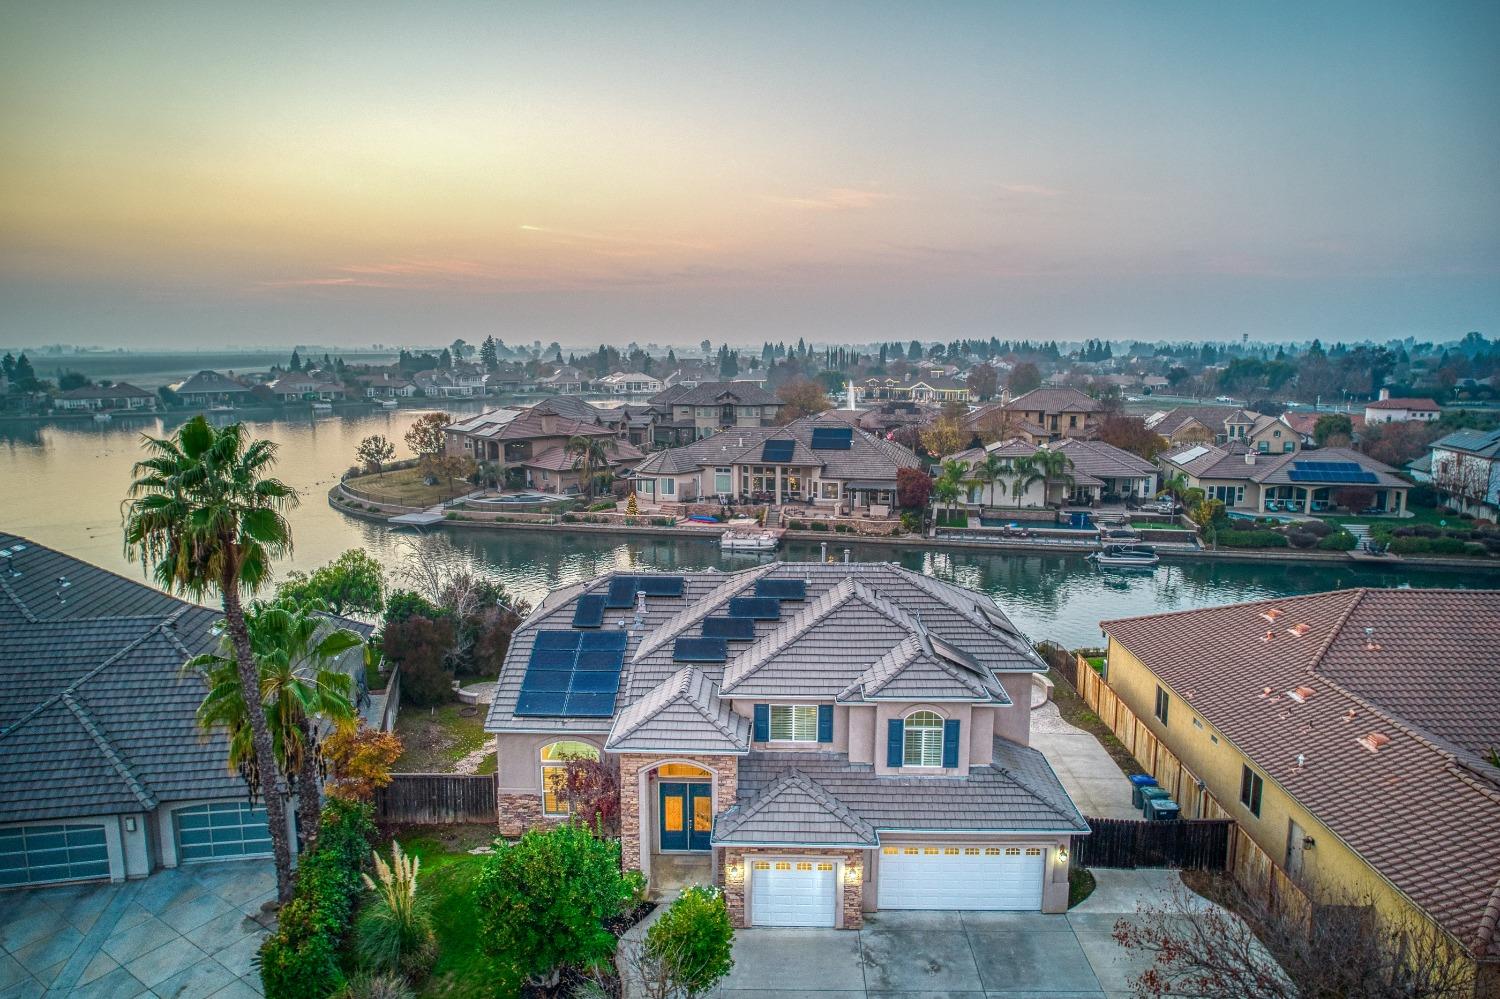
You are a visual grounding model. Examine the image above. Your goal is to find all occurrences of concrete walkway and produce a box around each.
[0,861,275,999]
[710,869,1211,998]
[1029,700,1139,820]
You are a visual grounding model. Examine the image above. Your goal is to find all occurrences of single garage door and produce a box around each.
[750,859,838,926]
[173,802,273,862]
[878,845,1045,910]
[0,823,110,887]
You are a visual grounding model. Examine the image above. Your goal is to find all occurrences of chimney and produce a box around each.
[1245,452,1256,465]
[540,411,556,435]
[1378,387,1390,401]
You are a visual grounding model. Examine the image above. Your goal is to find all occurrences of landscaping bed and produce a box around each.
[393,703,495,774]
[347,466,466,507]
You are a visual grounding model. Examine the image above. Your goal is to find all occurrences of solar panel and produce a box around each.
[1287,469,1377,483]
[702,616,757,640]
[635,575,685,597]
[761,439,795,463]
[728,596,781,620]
[604,576,639,609]
[572,594,606,628]
[755,578,807,600]
[810,427,853,450]
[672,637,728,662]
[516,630,627,717]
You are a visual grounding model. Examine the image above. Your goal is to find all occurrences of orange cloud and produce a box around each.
[762,188,896,211]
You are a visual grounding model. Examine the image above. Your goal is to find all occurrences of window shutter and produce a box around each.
[942,719,961,768]
[753,704,769,742]
[817,704,834,743]
[887,719,904,768]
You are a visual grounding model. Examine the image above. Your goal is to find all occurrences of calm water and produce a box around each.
[1,409,1490,648]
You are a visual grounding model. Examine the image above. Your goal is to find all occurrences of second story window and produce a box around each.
[770,704,819,742]
[903,710,944,767]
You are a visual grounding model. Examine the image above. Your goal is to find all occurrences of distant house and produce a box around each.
[1282,410,1365,446]
[944,438,1156,508]
[264,373,343,402]
[51,382,156,412]
[961,404,1049,446]
[858,373,969,404]
[414,367,486,397]
[1147,406,1299,454]
[597,371,663,396]
[648,381,784,446]
[444,404,615,468]
[169,370,252,407]
[1428,428,1500,523]
[1158,444,1409,515]
[1001,388,1102,441]
[1364,392,1441,424]
[538,365,587,394]
[360,372,417,398]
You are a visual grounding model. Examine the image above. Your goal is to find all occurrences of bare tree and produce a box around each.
[1113,875,1474,999]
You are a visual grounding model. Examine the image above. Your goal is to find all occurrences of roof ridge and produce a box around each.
[0,573,38,623]
[717,767,875,843]
[1102,587,1359,632]
[1304,589,1370,673]
[633,563,781,662]
[62,692,157,810]
[722,576,882,691]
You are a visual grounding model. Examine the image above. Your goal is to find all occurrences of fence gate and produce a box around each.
[1074,817,1233,871]
[374,773,497,824]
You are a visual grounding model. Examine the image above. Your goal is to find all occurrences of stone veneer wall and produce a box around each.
[617,753,739,878]
[496,792,569,838]
[720,847,865,929]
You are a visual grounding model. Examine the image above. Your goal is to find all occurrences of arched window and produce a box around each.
[903,710,944,768]
[540,741,599,816]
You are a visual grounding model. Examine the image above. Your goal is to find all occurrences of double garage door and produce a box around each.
[878,844,1046,911]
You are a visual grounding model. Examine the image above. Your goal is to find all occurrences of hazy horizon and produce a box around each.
[3,1,1497,350]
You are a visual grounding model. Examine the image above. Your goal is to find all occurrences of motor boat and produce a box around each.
[720,530,779,552]
[312,401,334,413]
[1088,544,1160,568]
[1100,526,1142,543]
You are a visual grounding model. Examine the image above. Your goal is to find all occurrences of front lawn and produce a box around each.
[350,466,466,507]
[1320,506,1473,531]
[1130,520,1191,530]
[394,703,493,773]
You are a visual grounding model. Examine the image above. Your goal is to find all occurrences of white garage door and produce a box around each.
[750,859,837,927]
[878,845,1045,910]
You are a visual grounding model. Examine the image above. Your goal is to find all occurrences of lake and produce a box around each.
[1,408,1490,648]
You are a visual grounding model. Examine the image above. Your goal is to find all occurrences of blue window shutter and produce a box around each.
[817,704,834,743]
[942,719,961,768]
[886,719,904,768]
[753,704,769,742]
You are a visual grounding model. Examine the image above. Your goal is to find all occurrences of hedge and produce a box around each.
[1316,530,1358,551]
[258,799,377,999]
[1214,529,1288,549]
[1389,536,1477,556]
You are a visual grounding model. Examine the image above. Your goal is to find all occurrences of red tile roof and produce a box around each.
[1103,589,1500,956]
[1367,398,1441,411]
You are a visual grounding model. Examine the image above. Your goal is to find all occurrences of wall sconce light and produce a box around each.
[726,862,744,882]
[125,817,137,833]
[1056,846,1070,862]
[844,864,862,885]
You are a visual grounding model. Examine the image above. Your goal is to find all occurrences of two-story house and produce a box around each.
[1429,428,1500,523]
[1101,590,1500,997]
[1147,407,1300,454]
[444,403,615,468]
[169,370,253,408]
[484,562,1087,928]
[648,381,784,446]
[999,388,1101,441]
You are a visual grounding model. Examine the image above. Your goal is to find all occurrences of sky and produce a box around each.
[1,1,1498,350]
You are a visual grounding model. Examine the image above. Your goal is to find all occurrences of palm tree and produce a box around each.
[1009,455,1041,506]
[1157,472,1191,511]
[188,597,363,851]
[1029,448,1077,505]
[933,459,968,525]
[567,435,611,499]
[967,453,1009,509]
[123,416,300,901]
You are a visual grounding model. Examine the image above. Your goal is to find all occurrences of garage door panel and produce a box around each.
[878,845,1044,911]
[172,802,272,862]
[0,823,111,887]
[751,860,837,927]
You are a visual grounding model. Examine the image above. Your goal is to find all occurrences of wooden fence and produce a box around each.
[374,773,497,825]
[1074,817,1232,870]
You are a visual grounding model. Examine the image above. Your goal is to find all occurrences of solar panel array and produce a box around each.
[572,594,606,628]
[701,616,757,640]
[635,575,686,597]
[672,636,729,663]
[728,596,782,620]
[1287,460,1377,484]
[755,578,807,600]
[761,439,796,463]
[810,426,853,450]
[604,576,639,608]
[516,630,629,717]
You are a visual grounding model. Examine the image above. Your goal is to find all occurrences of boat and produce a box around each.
[91,412,112,423]
[380,399,398,409]
[1100,527,1142,543]
[312,401,334,413]
[720,530,780,552]
[1088,544,1160,568]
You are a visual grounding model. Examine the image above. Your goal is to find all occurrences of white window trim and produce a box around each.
[769,704,820,743]
[540,741,600,817]
[902,710,944,768]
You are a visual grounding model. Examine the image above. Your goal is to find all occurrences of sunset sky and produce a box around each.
[2,1,1497,349]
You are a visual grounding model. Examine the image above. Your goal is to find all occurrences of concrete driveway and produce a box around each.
[0,860,275,999]
[1029,700,1139,820]
[710,869,1213,998]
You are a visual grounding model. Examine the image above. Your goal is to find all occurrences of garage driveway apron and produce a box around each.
[0,859,275,999]
[709,869,1210,999]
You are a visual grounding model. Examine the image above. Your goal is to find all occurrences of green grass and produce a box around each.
[348,467,463,507]
[1130,520,1191,530]
[393,704,490,773]
[1320,507,1476,531]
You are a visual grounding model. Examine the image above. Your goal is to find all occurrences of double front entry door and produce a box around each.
[659,782,712,852]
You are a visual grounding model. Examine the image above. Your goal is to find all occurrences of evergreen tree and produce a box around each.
[289,349,302,371]
[480,335,499,371]
[439,348,452,369]
[1,352,14,382]
[907,340,922,361]
[667,348,677,366]
[13,353,37,390]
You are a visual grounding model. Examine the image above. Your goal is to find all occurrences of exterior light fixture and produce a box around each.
[1056,846,1070,862]
[844,863,862,884]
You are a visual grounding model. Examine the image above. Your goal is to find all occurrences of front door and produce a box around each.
[659,782,712,852]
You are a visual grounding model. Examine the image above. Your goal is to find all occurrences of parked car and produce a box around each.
[1215,395,1234,403]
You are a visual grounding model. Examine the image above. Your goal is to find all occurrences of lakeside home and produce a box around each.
[483,561,1087,925]
[648,381,785,446]
[1158,443,1409,515]
[1101,590,1500,995]
[944,438,1158,508]
[1147,406,1301,453]
[50,382,157,412]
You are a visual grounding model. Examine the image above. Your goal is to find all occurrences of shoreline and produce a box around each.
[326,491,1500,575]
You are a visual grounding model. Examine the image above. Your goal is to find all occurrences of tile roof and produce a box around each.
[1432,428,1500,458]
[171,370,250,395]
[1160,445,1405,487]
[649,381,780,406]
[1049,438,1158,479]
[1367,398,1441,411]
[520,440,645,471]
[1102,588,1500,956]
[1006,388,1103,414]
[57,383,154,400]
[1145,406,1245,437]
[713,770,879,847]
[605,667,751,754]
[626,416,920,483]
[840,634,1012,703]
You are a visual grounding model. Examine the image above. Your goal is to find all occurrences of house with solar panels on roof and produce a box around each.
[1157,444,1410,516]
[626,414,921,516]
[483,561,1087,928]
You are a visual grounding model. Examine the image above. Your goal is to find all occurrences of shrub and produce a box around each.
[639,885,735,998]
[651,517,674,527]
[557,755,622,835]
[357,842,438,982]
[474,824,634,990]
[809,521,829,532]
[1299,519,1335,538]
[336,973,415,999]
[835,524,852,533]
[324,727,404,803]
[381,615,457,707]
[587,500,615,512]
[1285,531,1318,549]
[1317,530,1358,551]
[899,511,923,534]
[1214,529,1288,549]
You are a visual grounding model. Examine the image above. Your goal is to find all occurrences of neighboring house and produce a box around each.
[519,438,645,494]
[444,404,615,467]
[629,415,921,513]
[1429,428,1500,523]
[360,372,417,398]
[169,370,252,407]
[1282,410,1365,447]
[648,381,784,446]
[592,404,659,448]
[483,561,1087,927]
[1101,590,1500,996]
[1364,392,1441,424]
[0,533,375,889]
[961,404,1049,446]
[51,383,157,412]
[538,365,587,394]
[944,438,1157,508]
[1158,444,1409,515]
[942,439,1048,508]
[1148,406,1299,454]
[598,372,663,396]
[264,374,343,402]
[998,388,1101,441]
[858,374,970,404]
[413,368,486,397]
[661,362,718,389]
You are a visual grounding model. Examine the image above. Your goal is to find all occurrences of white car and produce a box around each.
[1215,395,1234,403]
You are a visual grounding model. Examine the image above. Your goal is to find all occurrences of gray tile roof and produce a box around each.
[713,770,879,847]
[840,635,1011,703]
[1432,428,1500,457]
[0,532,371,823]
[714,740,1089,843]
[626,416,921,484]
[649,381,780,406]
[605,667,751,754]
[1050,439,1158,479]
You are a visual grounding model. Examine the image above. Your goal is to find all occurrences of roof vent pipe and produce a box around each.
[842,548,850,564]
[634,590,648,628]
[820,542,827,563]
